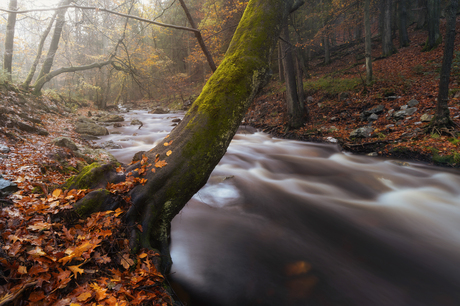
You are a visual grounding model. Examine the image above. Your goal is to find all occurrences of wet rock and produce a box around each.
[130,119,143,126]
[421,114,434,122]
[113,122,123,128]
[407,99,419,107]
[393,107,417,120]
[96,114,124,122]
[149,107,169,114]
[0,145,10,154]
[75,117,109,136]
[350,126,374,138]
[171,118,181,123]
[100,140,122,150]
[52,137,78,152]
[367,152,378,157]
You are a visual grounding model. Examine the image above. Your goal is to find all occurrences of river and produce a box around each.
[96,110,460,306]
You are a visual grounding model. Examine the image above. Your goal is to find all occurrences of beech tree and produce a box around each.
[423,0,441,51]
[364,0,372,84]
[381,0,395,57]
[61,0,304,273]
[429,0,458,132]
[2,0,17,81]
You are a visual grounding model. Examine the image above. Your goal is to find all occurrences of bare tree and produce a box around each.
[3,0,17,81]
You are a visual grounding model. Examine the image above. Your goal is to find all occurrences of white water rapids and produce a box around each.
[96,110,460,306]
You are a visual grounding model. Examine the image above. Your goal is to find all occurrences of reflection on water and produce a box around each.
[98,110,460,306]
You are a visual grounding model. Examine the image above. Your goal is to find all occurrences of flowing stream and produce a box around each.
[97,110,460,306]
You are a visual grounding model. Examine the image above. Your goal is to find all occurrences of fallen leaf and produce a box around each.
[52,188,62,198]
[29,291,45,302]
[76,291,92,302]
[155,160,167,168]
[121,253,134,269]
[68,263,85,279]
[166,150,172,156]
[18,265,27,274]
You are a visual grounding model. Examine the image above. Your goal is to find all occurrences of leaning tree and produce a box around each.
[63,0,305,273]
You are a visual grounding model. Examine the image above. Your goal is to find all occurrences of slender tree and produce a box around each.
[280,24,307,129]
[381,0,396,57]
[22,12,58,89]
[423,0,441,51]
[364,0,373,84]
[429,0,459,131]
[34,0,73,85]
[3,0,17,81]
[398,0,410,48]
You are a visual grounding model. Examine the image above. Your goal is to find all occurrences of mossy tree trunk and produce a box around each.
[66,0,301,273]
[429,0,458,131]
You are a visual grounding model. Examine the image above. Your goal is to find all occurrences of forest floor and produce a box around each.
[246,22,460,167]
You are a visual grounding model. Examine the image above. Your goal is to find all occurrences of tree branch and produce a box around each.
[0,5,200,33]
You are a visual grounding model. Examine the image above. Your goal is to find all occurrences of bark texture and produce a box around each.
[3,0,17,81]
[381,0,395,57]
[430,0,458,130]
[68,0,299,273]
[398,0,410,48]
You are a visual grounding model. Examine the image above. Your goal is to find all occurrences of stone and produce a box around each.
[368,113,379,121]
[420,114,434,122]
[407,99,419,107]
[172,118,181,123]
[367,152,378,157]
[338,92,349,100]
[100,140,122,150]
[393,107,417,120]
[350,126,374,138]
[0,145,10,154]
[0,177,18,195]
[385,124,395,129]
[368,105,385,114]
[454,91,460,99]
[306,96,314,103]
[149,107,169,114]
[400,105,408,110]
[75,118,109,136]
[113,122,123,128]
[96,114,124,122]
[387,109,394,116]
[130,119,143,126]
[52,137,78,152]
[317,103,324,108]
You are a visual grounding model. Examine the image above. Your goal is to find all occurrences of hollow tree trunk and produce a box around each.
[22,12,58,89]
[67,0,302,273]
[34,0,72,84]
[364,0,373,84]
[430,0,458,129]
[3,0,17,81]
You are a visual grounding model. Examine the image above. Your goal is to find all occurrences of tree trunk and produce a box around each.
[382,0,395,57]
[22,12,58,89]
[430,0,458,129]
[364,0,373,84]
[65,0,300,273]
[278,42,285,82]
[3,0,17,81]
[34,0,73,84]
[178,0,217,72]
[398,0,410,47]
[324,33,331,64]
[281,24,306,129]
[33,60,113,95]
[423,0,441,51]
[416,0,428,29]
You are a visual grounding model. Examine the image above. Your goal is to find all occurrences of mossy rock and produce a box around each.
[63,162,120,190]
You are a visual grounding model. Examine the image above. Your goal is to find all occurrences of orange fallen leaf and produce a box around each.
[18,265,27,274]
[68,262,85,279]
[121,253,134,269]
[155,160,167,168]
[52,188,62,198]
[166,150,172,156]
[76,291,92,302]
